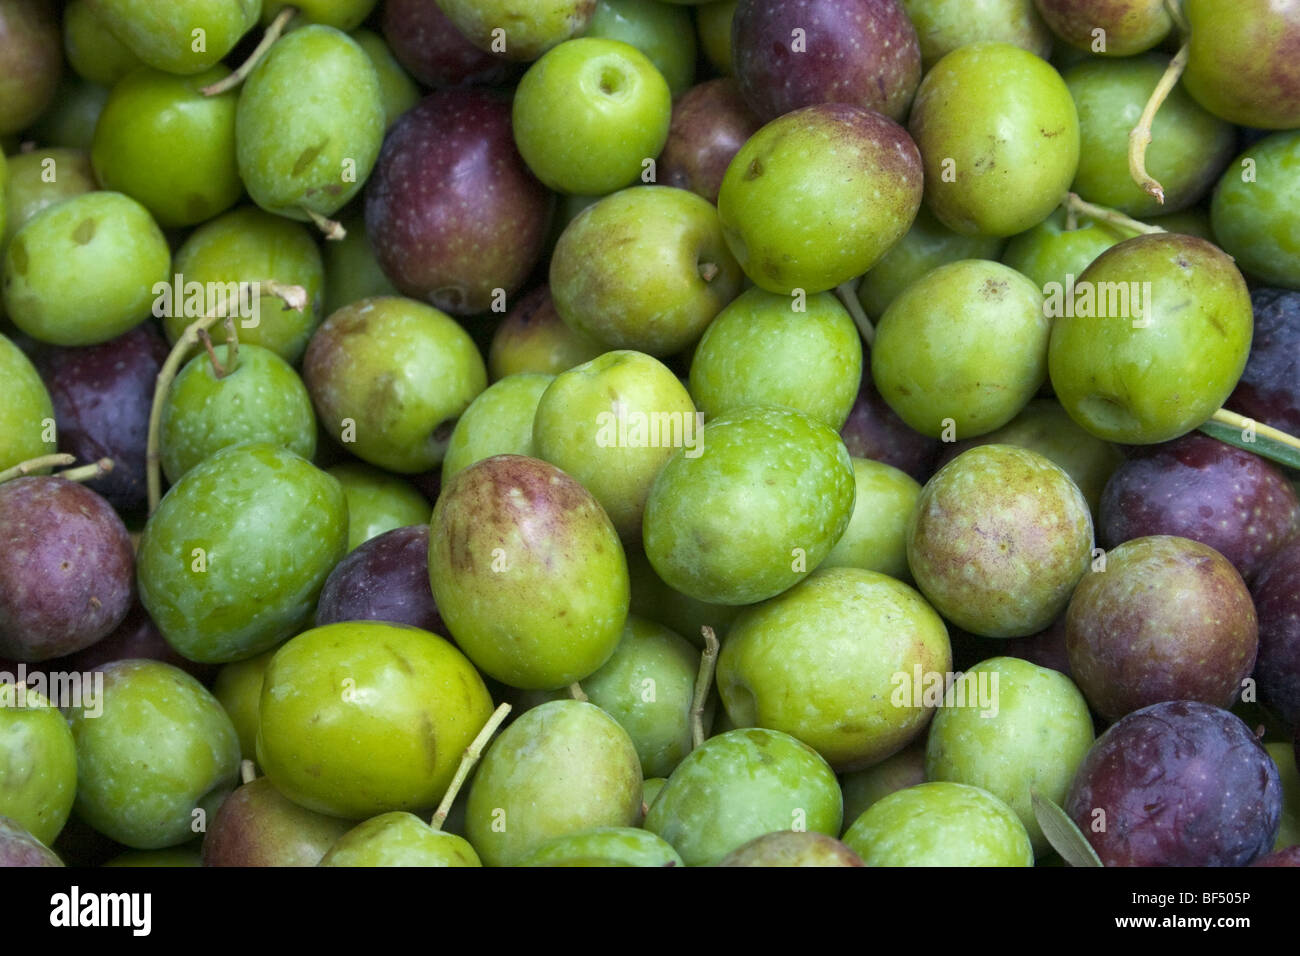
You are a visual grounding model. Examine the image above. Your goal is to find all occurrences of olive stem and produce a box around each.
[56,458,114,483]
[1164,0,1190,35]
[1212,408,1300,455]
[240,759,257,785]
[1127,42,1190,205]
[698,261,720,282]
[146,283,307,514]
[305,209,347,241]
[1062,193,1166,236]
[201,6,298,97]
[835,280,874,348]
[198,329,227,378]
[223,316,241,376]
[691,626,720,751]
[0,453,76,484]
[567,682,588,702]
[430,702,512,832]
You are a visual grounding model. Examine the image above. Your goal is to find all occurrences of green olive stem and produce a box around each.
[835,280,874,348]
[240,759,257,785]
[567,682,588,702]
[430,702,512,832]
[691,626,720,751]
[1164,0,1190,35]
[1127,42,1190,204]
[1063,193,1166,236]
[224,317,240,376]
[200,6,298,97]
[146,283,308,514]
[305,209,347,241]
[56,457,114,483]
[1212,408,1300,455]
[0,453,75,484]
[198,329,227,379]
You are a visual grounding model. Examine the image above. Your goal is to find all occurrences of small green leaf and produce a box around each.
[1199,419,1300,472]
[1031,789,1103,868]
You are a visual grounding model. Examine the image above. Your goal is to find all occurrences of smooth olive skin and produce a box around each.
[717,103,922,294]
[1181,0,1300,130]
[925,656,1095,853]
[91,65,242,228]
[1212,131,1300,290]
[0,333,55,473]
[872,259,1049,439]
[1033,0,1171,57]
[3,191,171,347]
[201,777,354,867]
[256,622,494,820]
[718,567,953,771]
[435,0,596,62]
[907,445,1094,638]
[63,0,141,86]
[643,405,856,606]
[69,660,241,850]
[1000,208,1126,293]
[0,814,62,866]
[857,205,1005,319]
[902,0,1052,68]
[644,727,843,866]
[549,186,742,357]
[159,344,317,485]
[0,0,62,135]
[443,374,553,484]
[514,826,683,867]
[1,148,97,252]
[86,0,260,75]
[212,649,274,761]
[0,476,135,662]
[731,0,922,123]
[933,399,1123,517]
[352,29,419,129]
[318,812,481,867]
[513,38,671,195]
[909,42,1079,237]
[236,25,384,222]
[137,443,349,664]
[534,350,697,539]
[689,287,862,431]
[465,700,643,867]
[326,462,430,553]
[1065,55,1235,218]
[0,685,77,847]
[578,615,701,779]
[1048,233,1253,445]
[429,454,629,690]
[303,297,487,474]
[716,830,864,867]
[488,286,603,380]
[820,459,922,579]
[843,781,1034,866]
[586,0,695,96]
[1065,535,1259,721]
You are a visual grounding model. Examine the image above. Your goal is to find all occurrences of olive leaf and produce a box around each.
[1198,418,1300,472]
[1031,789,1103,868]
